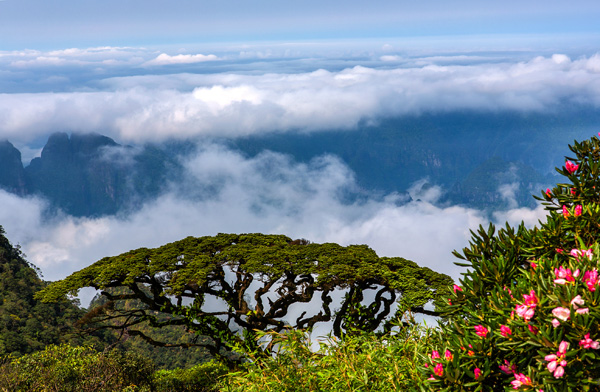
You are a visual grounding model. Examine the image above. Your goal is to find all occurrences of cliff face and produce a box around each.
[26,132,125,216]
[0,140,28,196]
[0,132,181,217]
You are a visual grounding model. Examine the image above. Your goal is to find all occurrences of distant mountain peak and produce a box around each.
[0,132,181,217]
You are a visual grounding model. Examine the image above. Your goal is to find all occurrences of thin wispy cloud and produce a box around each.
[145,53,219,66]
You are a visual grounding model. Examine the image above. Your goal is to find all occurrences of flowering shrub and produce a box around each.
[424,135,600,391]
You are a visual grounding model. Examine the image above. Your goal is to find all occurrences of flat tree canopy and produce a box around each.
[37,233,452,361]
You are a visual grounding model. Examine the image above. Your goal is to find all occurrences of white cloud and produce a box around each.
[145,53,219,65]
[0,145,548,298]
[380,55,402,62]
[493,204,548,229]
[1,53,600,144]
[0,191,47,246]
[192,85,264,111]
[5,46,148,68]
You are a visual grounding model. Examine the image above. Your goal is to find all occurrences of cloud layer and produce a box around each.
[0,144,549,307]
[0,48,599,145]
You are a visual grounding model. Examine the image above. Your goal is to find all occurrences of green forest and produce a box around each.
[3,134,600,391]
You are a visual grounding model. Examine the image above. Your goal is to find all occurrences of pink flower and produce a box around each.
[575,205,582,216]
[444,349,453,361]
[551,318,561,328]
[511,373,532,389]
[556,248,564,254]
[583,269,598,291]
[552,307,571,321]
[553,366,565,378]
[431,350,440,360]
[565,160,579,174]
[571,295,585,309]
[453,284,462,293]
[516,304,535,321]
[500,360,516,375]
[474,325,489,338]
[434,363,444,377]
[563,205,569,218]
[523,290,538,307]
[500,325,512,337]
[474,367,482,380]
[515,293,537,321]
[579,333,600,349]
[554,266,577,284]
[559,341,569,354]
[571,248,593,260]
[571,188,577,195]
[528,324,539,335]
[571,295,590,314]
[546,188,552,198]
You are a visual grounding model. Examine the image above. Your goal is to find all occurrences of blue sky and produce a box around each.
[1,0,599,49]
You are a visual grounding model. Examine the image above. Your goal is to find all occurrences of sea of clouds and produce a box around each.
[0,143,547,292]
[1,44,599,148]
[0,42,595,305]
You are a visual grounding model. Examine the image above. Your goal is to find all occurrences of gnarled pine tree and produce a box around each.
[37,233,452,364]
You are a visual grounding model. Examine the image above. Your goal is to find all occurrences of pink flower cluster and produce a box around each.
[426,349,453,380]
[474,325,489,338]
[500,325,512,337]
[579,333,600,349]
[571,248,593,261]
[583,269,599,291]
[554,266,579,285]
[515,290,538,321]
[511,373,533,389]
[551,295,589,326]
[562,205,583,218]
[544,341,569,378]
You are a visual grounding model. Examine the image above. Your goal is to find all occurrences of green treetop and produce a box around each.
[36,233,452,364]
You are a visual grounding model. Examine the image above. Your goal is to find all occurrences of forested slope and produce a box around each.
[0,226,97,356]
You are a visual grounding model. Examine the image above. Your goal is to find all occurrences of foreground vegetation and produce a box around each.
[0,324,430,392]
[221,323,434,392]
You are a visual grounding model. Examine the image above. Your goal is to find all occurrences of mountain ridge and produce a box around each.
[0,132,182,217]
